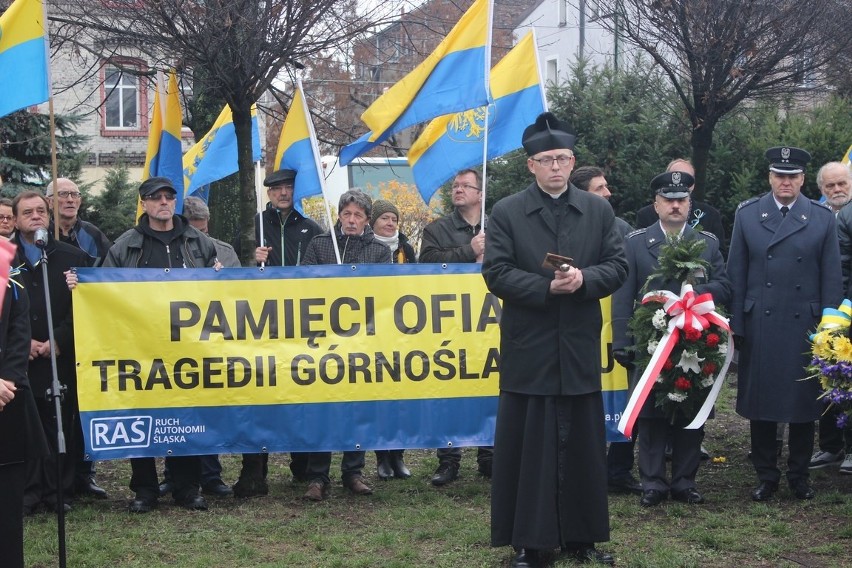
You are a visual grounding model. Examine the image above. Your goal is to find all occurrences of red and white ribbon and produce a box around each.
[617,283,733,438]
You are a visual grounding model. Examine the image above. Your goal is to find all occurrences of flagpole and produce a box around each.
[255,160,266,268]
[40,0,60,239]
[298,77,341,265]
[479,0,494,229]
[531,27,549,113]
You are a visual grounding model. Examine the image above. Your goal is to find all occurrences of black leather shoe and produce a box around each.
[563,544,615,565]
[232,476,269,498]
[128,496,158,513]
[672,487,705,504]
[46,502,72,514]
[391,453,411,479]
[175,494,209,510]
[202,480,233,497]
[511,548,539,568]
[790,479,815,500]
[77,478,108,499]
[377,455,394,480]
[431,463,459,486]
[608,475,643,495]
[158,480,174,497]
[640,489,667,507]
[478,460,492,479]
[751,481,778,502]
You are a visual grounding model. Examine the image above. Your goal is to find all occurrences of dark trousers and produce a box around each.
[0,462,26,568]
[24,397,75,508]
[638,419,702,493]
[303,451,365,484]
[131,456,201,501]
[817,408,852,453]
[164,454,223,485]
[607,438,636,481]
[750,420,814,485]
[437,446,494,466]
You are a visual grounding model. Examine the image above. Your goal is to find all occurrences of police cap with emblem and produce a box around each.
[138,176,177,198]
[651,171,694,199]
[765,146,811,174]
[522,112,576,155]
[264,168,297,187]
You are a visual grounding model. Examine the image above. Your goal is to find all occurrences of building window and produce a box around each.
[558,0,567,26]
[588,0,600,20]
[546,57,559,86]
[104,63,139,129]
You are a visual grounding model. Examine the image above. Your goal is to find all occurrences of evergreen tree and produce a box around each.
[88,158,137,241]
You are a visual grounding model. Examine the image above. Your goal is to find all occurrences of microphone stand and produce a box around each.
[37,236,68,568]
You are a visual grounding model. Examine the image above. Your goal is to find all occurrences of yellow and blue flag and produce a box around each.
[0,0,49,118]
[142,71,185,212]
[182,104,261,199]
[340,0,491,165]
[408,32,546,203]
[274,83,323,214]
[841,144,852,167]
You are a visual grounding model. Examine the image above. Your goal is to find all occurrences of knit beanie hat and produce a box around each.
[370,200,401,226]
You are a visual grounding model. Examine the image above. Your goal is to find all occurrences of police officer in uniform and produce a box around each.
[612,171,730,507]
[727,147,842,501]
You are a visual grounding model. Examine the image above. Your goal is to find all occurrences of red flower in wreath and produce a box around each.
[674,377,692,391]
[705,333,720,347]
[684,328,702,342]
[702,362,717,376]
[663,359,674,371]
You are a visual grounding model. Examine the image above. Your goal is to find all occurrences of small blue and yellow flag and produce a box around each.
[408,31,546,203]
[274,83,323,214]
[340,0,491,165]
[182,104,261,198]
[141,70,185,213]
[0,0,49,118]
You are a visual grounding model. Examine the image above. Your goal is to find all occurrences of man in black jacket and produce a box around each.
[12,191,92,515]
[236,168,323,498]
[0,275,49,568]
[104,177,219,512]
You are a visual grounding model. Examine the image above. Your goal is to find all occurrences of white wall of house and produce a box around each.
[514,0,617,91]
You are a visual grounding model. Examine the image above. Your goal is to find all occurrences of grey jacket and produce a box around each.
[104,214,218,268]
[302,224,392,265]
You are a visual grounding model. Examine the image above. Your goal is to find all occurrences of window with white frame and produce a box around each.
[546,57,559,86]
[104,64,140,129]
[558,0,567,26]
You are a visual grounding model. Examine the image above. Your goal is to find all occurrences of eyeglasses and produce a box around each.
[530,155,574,168]
[0,215,12,222]
[451,183,481,192]
[268,184,294,192]
[55,191,82,199]
[143,192,177,201]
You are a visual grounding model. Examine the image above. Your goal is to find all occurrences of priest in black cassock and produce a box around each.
[483,113,627,568]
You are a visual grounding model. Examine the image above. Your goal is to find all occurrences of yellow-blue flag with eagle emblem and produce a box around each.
[408,31,546,203]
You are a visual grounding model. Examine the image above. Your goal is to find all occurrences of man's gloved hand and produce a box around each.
[612,349,635,370]
[733,335,744,351]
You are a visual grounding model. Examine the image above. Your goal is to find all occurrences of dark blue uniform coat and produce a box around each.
[727,192,842,423]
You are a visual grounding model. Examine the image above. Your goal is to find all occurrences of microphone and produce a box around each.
[34,227,49,248]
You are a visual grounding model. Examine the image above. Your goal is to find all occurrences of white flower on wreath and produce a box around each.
[667,392,687,402]
[652,309,668,331]
[677,350,704,374]
[699,376,715,388]
[647,340,659,354]
[717,342,728,355]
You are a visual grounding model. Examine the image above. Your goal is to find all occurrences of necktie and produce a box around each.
[780,206,789,217]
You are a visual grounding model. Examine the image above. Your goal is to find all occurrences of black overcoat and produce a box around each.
[482,183,628,395]
[727,192,842,422]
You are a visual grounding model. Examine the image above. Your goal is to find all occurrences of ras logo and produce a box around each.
[90,416,153,450]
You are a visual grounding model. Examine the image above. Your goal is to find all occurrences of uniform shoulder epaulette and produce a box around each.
[810,198,833,211]
[626,228,647,239]
[736,197,759,210]
[698,229,718,241]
